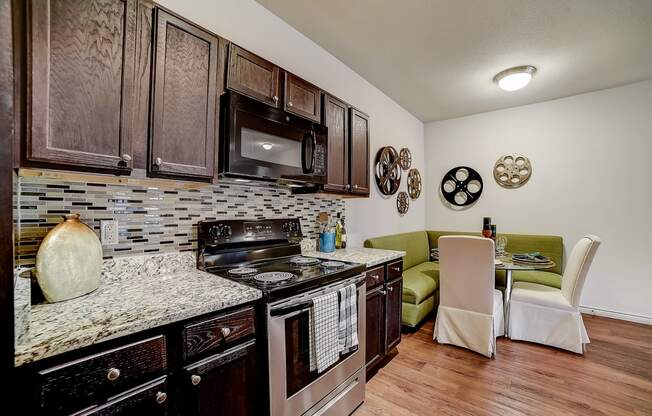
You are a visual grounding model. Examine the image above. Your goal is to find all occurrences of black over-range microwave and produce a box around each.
[219,91,328,187]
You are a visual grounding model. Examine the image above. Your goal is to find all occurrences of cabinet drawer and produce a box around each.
[387,260,403,280]
[73,376,169,416]
[184,307,255,360]
[38,335,167,414]
[365,266,385,290]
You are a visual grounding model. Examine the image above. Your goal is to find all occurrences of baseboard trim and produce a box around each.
[580,306,652,325]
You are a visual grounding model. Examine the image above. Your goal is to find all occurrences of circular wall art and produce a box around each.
[440,166,483,206]
[407,168,422,199]
[398,148,412,170]
[374,146,401,195]
[494,154,532,188]
[397,191,409,214]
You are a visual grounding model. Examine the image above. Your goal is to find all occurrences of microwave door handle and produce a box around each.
[302,131,316,174]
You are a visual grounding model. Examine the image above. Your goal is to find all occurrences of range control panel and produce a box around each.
[198,218,303,246]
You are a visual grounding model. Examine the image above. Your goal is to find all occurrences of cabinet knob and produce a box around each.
[221,327,231,338]
[346,184,351,190]
[191,374,202,386]
[353,184,359,189]
[154,157,162,166]
[392,266,401,272]
[380,290,387,296]
[273,95,279,102]
[373,275,380,282]
[107,367,121,381]
[155,391,167,404]
[288,101,293,107]
[388,286,394,292]
[121,154,132,162]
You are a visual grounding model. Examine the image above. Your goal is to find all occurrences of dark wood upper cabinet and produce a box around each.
[227,44,280,107]
[27,0,138,172]
[284,72,321,122]
[150,9,219,179]
[322,94,349,193]
[349,107,370,195]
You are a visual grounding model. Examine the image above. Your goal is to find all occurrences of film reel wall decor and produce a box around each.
[407,168,421,199]
[398,148,412,170]
[494,154,532,188]
[374,146,401,195]
[397,191,409,214]
[440,166,483,206]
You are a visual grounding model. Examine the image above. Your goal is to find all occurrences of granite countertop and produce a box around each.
[302,246,405,268]
[14,252,261,367]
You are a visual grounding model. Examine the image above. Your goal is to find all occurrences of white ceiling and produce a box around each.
[256,0,652,122]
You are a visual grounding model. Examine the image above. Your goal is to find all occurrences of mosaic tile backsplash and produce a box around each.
[15,171,344,267]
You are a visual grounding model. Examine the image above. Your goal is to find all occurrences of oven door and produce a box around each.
[267,275,366,416]
[221,92,327,184]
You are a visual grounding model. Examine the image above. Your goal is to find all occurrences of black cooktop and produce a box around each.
[205,256,365,301]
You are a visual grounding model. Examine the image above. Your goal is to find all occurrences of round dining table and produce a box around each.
[495,256,556,334]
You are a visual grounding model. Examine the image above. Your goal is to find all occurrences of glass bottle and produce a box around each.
[335,213,343,249]
[482,217,492,238]
[340,218,347,249]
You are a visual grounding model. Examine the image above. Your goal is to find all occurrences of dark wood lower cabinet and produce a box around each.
[183,340,257,416]
[20,304,258,416]
[365,259,403,379]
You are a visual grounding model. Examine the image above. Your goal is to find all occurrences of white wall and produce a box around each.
[157,0,426,247]
[425,80,652,321]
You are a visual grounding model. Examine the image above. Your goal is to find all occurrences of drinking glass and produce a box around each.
[496,235,508,256]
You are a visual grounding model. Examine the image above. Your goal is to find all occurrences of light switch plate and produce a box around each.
[100,220,119,245]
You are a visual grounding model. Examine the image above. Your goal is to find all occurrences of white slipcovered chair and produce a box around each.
[508,235,601,354]
[433,236,505,358]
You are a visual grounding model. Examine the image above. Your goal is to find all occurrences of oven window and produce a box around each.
[240,128,302,168]
[284,310,357,398]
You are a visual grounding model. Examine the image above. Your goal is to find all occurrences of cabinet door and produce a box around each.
[385,278,403,352]
[365,286,385,372]
[184,340,258,416]
[322,94,349,193]
[150,9,219,179]
[349,108,370,195]
[284,72,321,122]
[227,44,280,107]
[27,0,137,171]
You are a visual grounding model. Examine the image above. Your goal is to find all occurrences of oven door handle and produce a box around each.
[270,306,311,318]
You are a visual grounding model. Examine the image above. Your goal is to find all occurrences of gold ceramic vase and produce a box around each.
[35,214,102,302]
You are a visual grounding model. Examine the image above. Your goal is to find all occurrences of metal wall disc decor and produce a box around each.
[374,146,401,195]
[440,166,483,206]
[397,191,409,214]
[407,168,422,199]
[398,148,412,170]
[494,154,532,188]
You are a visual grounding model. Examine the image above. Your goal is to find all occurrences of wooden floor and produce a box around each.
[354,315,652,416]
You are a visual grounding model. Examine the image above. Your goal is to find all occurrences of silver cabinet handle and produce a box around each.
[191,374,201,386]
[221,327,231,337]
[380,290,387,296]
[154,157,162,166]
[273,95,279,102]
[346,184,351,190]
[155,391,167,404]
[107,367,121,381]
[391,266,401,272]
[121,154,132,162]
[353,184,359,189]
[388,286,394,292]
[288,101,293,107]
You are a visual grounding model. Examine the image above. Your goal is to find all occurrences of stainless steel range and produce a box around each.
[198,218,366,416]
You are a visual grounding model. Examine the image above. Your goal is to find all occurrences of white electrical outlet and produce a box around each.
[101,220,119,245]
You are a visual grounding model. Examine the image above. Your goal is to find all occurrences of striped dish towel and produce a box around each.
[309,291,340,373]
[338,284,359,354]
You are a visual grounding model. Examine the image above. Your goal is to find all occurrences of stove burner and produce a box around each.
[289,256,321,266]
[254,272,295,283]
[228,267,258,276]
[321,261,345,268]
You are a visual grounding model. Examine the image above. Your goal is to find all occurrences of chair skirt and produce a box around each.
[508,299,589,354]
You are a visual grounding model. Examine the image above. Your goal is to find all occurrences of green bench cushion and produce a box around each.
[512,270,562,289]
[402,295,435,327]
[402,262,439,304]
[364,231,429,270]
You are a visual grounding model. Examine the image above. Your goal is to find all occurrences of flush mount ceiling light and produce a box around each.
[493,65,537,91]
[261,142,274,150]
